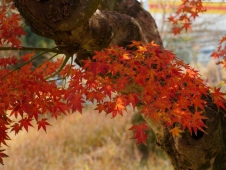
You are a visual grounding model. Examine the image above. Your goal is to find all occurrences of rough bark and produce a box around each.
[143,95,226,170]
[13,0,226,169]
[13,0,161,56]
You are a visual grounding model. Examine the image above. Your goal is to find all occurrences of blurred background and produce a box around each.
[145,0,226,87]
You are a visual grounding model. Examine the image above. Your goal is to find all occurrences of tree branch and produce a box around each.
[0,46,60,53]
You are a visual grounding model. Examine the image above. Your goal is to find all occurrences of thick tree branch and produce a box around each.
[13,0,161,57]
[99,0,163,46]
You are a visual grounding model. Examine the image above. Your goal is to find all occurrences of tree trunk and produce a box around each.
[143,95,226,170]
[13,0,226,169]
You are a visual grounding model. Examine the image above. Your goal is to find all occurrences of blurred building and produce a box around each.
[147,0,226,86]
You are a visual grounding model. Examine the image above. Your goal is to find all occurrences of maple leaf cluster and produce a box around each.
[0,56,72,164]
[0,2,25,47]
[211,36,226,67]
[2,40,219,159]
[1,33,226,166]
[168,0,206,34]
[80,42,212,144]
[64,41,226,144]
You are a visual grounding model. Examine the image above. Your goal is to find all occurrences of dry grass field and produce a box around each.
[2,107,173,170]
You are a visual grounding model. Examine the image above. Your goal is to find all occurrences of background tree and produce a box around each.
[1,0,226,169]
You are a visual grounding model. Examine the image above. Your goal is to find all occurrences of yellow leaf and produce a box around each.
[170,127,184,138]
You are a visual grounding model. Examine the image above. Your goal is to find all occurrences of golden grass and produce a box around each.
[2,107,173,170]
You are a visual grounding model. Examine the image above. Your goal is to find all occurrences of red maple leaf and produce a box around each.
[37,119,51,132]
[95,103,106,113]
[127,93,140,108]
[168,15,177,24]
[0,150,8,165]
[183,22,192,31]
[190,11,199,19]
[67,94,84,113]
[19,118,33,132]
[191,111,208,135]
[172,27,181,35]
[11,123,22,135]
[21,52,35,62]
[212,88,226,110]
[192,96,206,110]
[129,123,149,145]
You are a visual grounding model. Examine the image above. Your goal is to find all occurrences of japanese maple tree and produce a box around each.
[0,0,226,169]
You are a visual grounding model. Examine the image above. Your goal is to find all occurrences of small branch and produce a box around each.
[0,46,60,53]
[45,54,72,80]
[1,47,59,80]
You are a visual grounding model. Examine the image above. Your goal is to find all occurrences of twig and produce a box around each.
[1,47,59,79]
[0,46,60,53]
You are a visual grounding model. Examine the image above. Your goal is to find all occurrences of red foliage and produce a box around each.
[211,36,226,69]
[168,0,206,34]
[129,123,149,145]
[37,119,51,132]
[212,87,226,110]
[0,41,216,161]
[0,0,226,164]
[0,3,25,47]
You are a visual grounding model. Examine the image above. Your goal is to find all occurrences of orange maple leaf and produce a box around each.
[114,96,126,116]
[170,126,184,138]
